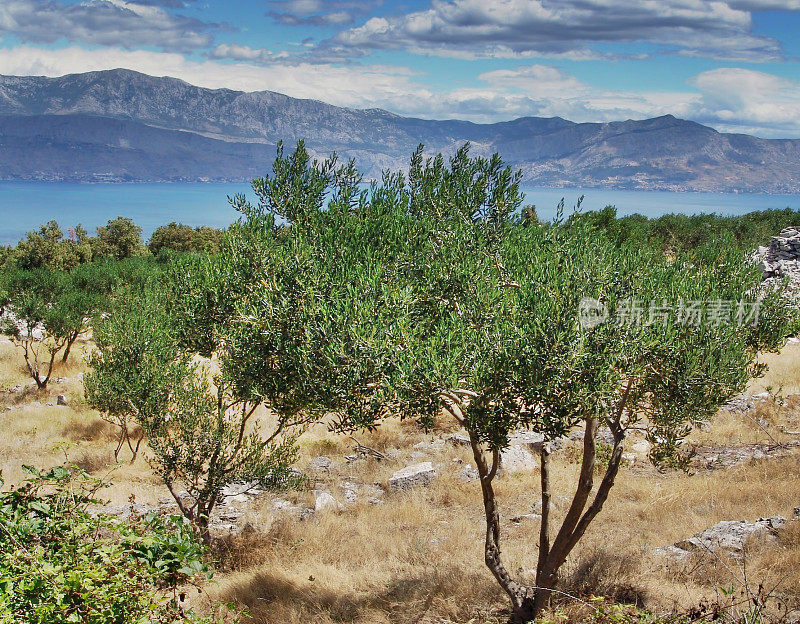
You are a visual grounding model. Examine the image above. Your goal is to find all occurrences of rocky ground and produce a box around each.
[2,337,799,623]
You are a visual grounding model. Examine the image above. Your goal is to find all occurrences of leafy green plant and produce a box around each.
[0,466,226,624]
[85,254,306,543]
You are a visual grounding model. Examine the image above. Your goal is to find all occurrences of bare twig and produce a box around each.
[348,435,387,460]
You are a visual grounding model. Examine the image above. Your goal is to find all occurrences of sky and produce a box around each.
[0,0,799,138]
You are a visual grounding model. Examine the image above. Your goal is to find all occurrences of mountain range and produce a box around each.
[0,69,798,192]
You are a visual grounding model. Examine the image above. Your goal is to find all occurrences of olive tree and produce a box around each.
[0,268,74,389]
[85,248,313,543]
[93,216,146,260]
[10,220,92,272]
[231,142,793,622]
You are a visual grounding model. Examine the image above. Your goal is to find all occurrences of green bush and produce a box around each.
[0,466,225,624]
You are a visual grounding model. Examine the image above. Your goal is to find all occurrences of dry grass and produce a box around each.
[1,336,799,623]
[749,342,800,396]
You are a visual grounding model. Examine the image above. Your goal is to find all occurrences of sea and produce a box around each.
[0,181,798,246]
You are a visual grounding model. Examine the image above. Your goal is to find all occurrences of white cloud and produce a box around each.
[691,68,800,136]
[728,1,800,8]
[0,0,216,51]
[267,0,380,27]
[210,44,290,64]
[0,46,798,138]
[329,0,790,61]
[0,45,423,109]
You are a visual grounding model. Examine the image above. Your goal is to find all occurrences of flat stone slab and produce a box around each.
[389,462,438,491]
[658,516,787,559]
[499,445,538,472]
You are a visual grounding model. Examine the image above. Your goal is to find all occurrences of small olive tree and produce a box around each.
[85,250,311,543]
[0,268,74,389]
[232,142,793,622]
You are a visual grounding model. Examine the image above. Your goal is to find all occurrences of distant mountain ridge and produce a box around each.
[0,69,798,192]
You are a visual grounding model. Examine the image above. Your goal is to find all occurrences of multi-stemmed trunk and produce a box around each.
[453,405,626,623]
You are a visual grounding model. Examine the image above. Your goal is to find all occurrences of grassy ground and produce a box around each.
[1,336,798,623]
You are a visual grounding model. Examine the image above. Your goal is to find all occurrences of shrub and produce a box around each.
[0,466,222,624]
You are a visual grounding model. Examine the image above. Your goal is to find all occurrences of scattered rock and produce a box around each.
[659,516,787,559]
[458,464,479,482]
[508,431,545,451]
[445,433,471,447]
[220,481,264,500]
[569,427,615,445]
[653,545,692,560]
[499,445,538,472]
[754,228,800,300]
[692,442,799,470]
[388,462,438,491]
[338,481,384,505]
[720,394,756,414]
[313,490,344,513]
[413,439,446,453]
[631,440,651,455]
[309,456,333,472]
[98,503,153,520]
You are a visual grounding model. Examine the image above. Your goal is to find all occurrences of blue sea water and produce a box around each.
[0,181,798,246]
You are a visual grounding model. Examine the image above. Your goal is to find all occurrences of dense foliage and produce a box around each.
[570,205,800,255]
[0,466,217,624]
[1,143,797,623]
[225,142,795,622]
[0,258,156,387]
[1,218,145,273]
[148,223,225,259]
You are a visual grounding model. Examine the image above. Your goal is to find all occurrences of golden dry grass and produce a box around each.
[749,341,800,396]
[1,336,799,623]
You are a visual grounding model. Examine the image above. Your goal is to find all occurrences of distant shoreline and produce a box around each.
[0,178,797,196]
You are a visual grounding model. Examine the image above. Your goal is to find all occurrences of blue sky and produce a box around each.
[1,0,799,137]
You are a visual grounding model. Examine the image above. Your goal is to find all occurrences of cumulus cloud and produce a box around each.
[328,0,791,61]
[0,44,423,109]
[0,0,217,51]
[691,68,800,136]
[728,1,800,8]
[0,46,798,138]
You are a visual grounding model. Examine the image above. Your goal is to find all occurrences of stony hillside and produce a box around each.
[1,69,799,191]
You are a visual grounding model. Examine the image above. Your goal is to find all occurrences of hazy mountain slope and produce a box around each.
[0,114,276,182]
[0,69,798,191]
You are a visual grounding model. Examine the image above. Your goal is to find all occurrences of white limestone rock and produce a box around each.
[388,462,438,491]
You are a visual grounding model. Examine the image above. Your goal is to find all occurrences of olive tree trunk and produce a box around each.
[467,417,625,623]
